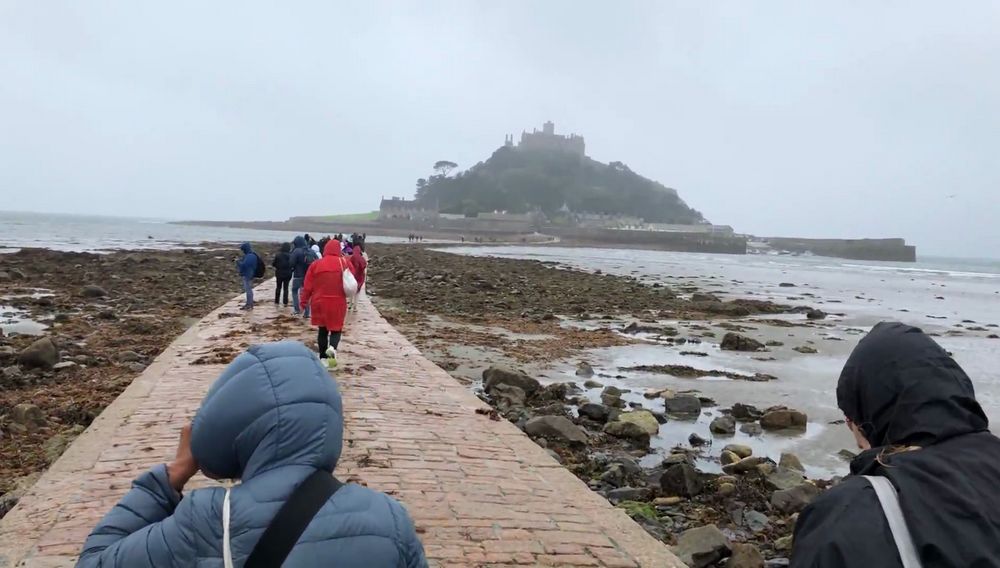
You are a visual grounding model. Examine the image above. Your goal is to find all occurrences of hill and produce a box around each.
[415,145,705,224]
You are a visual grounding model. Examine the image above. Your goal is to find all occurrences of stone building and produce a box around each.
[506,121,585,158]
[378,197,438,221]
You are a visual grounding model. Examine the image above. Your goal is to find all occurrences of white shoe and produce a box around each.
[325,346,337,359]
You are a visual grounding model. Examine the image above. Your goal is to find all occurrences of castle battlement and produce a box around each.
[506,121,585,158]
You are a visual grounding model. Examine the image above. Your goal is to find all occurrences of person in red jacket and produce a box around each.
[348,246,368,312]
[300,240,350,368]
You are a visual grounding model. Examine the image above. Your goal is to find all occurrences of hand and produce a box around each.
[166,423,199,492]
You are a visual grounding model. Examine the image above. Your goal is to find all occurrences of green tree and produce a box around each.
[433,160,458,177]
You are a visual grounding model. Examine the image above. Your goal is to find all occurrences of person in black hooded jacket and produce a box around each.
[271,242,293,306]
[791,322,1000,567]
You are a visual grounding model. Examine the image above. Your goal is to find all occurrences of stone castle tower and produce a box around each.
[506,121,585,158]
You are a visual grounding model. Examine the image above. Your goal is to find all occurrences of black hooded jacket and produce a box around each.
[271,242,293,279]
[791,322,1000,567]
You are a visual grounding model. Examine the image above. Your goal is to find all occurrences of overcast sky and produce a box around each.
[2,2,998,257]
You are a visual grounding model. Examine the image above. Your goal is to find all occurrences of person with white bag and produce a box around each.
[76,341,427,568]
[300,240,357,369]
[791,322,1000,567]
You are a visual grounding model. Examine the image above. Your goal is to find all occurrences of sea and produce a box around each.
[4,211,999,477]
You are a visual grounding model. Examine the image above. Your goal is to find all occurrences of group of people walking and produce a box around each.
[234,235,368,369]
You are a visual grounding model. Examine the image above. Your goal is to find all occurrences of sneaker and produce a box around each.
[325,346,337,359]
[322,356,338,370]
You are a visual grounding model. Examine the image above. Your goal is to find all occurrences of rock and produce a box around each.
[575,361,595,378]
[97,309,117,320]
[606,486,652,504]
[600,386,624,407]
[765,340,784,347]
[52,361,77,371]
[778,282,796,288]
[806,309,827,320]
[491,383,527,409]
[482,366,541,396]
[524,416,587,444]
[653,496,684,506]
[766,467,806,491]
[660,464,703,497]
[81,285,108,298]
[2,365,23,385]
[740,422,763,436]
[578,402,612,422]
[0,473,41,518]
[720,450,741,466]
[727,543,765,568]
[52,313,71,323]
[116,350,145,363]
[756,462,775,475]
[0,271,9,281]
[760,409,808,431]
[651,411,668,424]
[793,345,818,354]
[43,425,85,463]
[710,415,736,435]
[583,379,603,389]
[662,453,693,467]
[774,535,794,551]
[17,337,59,370]
[126,362,147,373]
[771,482,821,513]
[731,403,763,422]
[691,293,721,302]
[744,510,770,533]
[603,421,650,445]
[688,432,709,446]
[718,482,736,496]
[663,395,702,417]
[779,452,805,472]
[723,444,753,458]
[673,524,730,568]
[617,410,660,436]
[536,382,571,402]
[720,333,765,352]
[0,346,16,361]
[722,456,768,475]
[11,403,46,431]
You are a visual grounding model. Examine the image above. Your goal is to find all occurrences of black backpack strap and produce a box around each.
[244,470,343,567]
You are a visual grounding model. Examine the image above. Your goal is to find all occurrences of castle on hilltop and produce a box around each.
[505,121,585,158]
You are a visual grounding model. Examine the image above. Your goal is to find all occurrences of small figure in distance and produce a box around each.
[271,242,293,307]
[235,242,259,310]
[76,342,428,568]
[791,322,1000,567]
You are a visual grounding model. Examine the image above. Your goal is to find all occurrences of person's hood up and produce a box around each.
[837,322,988,448]
[191,341,343,480]
[240,242,252,254]
[351,246,363,258]
[293,236,306,248]
[324,240,342,257]
[280,242,291,253]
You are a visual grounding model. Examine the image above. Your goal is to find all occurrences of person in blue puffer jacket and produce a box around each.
[76,341,428,568]
[236,242,259,310]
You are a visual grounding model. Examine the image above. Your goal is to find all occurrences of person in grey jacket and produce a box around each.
[76,341,427,568]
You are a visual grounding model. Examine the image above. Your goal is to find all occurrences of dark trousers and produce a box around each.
[318,326,343,357]
[275,276,291,305]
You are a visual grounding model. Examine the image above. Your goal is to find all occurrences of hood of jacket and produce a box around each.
[240,242,252,255]
[293,236,306,249]
[280,242,291,253]
[837,321,988,449]
[190,341,343,480]
[324,240,342,257]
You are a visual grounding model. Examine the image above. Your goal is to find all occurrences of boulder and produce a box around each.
[731,403,763,422]
[17,337,59,370]
[740,422,763,436]
[524,416,587,444]
[720,450,740,466]
[660,464,703,498]
[663,395,702,417]
[722,456,768,475]
[583,379,603,389]
[603,421,650,445]
[536,382,571,402]
[81,285,108,298]
[793,346,818,354]
[766,467,806,491]
[578,402,612,422]
[774,535,794,551]
[11,403,46,432]
[718,482,736,496]
[744,510,770,533]
[575,362,595,378]
[760,409,808,431]
[727,543,765,568]
[779,452,805,473]
[606,486,652,504]
[720,333,765,352]
[709,415,736,435]
[723,444,753,459]
[43,425,85,463]
[673,524,730,568]
[52,361,77,371]
[806,309,827,320]
[771,482,821,513]
[491,383,527,409]
[116,350,145,363]
[482,366,541,396]
[778,282,796,287]
[600,386,624,407]
[617,410,660,436]
[688,432,708,446]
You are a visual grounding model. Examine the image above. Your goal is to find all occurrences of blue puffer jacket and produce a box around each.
[289,236,312,279]
[76,342,428,568]
[237,242,258,278]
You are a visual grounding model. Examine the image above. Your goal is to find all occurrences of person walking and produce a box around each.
[791,322,1000,567]
[272,242,293,306]
[290,236,315,318]
[76,341,428,568]
[348,245,368,312]
[300,240,350,368]
[235,242,259,310]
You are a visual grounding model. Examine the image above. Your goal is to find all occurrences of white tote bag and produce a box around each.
[341,257,358,298]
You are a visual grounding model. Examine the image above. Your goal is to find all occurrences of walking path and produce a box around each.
[0,281,682,567]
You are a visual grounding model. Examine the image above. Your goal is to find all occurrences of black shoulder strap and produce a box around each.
[245,470,343,567]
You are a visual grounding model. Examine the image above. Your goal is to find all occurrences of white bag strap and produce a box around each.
[223,484,235,568]
[862,476,923,568]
